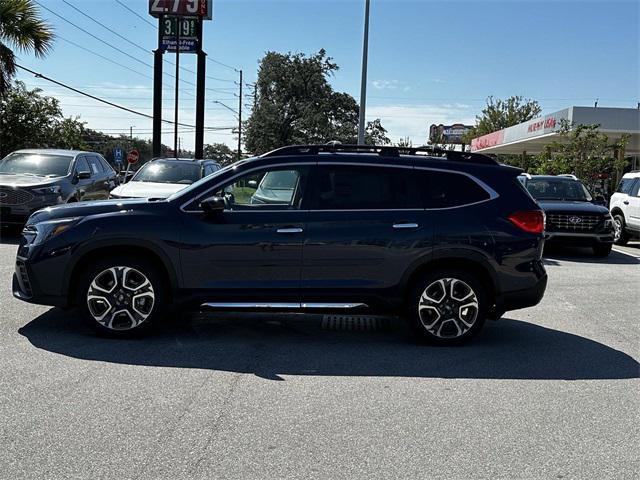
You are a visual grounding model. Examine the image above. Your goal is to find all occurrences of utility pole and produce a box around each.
[195,17,206,159]
[173,17,181,158]
[238,69,243,160]
[130,126,133,139]
[358,0,371,145]
[152,16,163,158]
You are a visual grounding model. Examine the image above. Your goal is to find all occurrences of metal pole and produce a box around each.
[195,18,206,160]
[174,17,180,157]
[152,16,163,158]
[238,70,243,160]
[358,0,371,145]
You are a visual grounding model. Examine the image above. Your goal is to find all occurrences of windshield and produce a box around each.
[132,161,201,184]
[526,178,593,202]
[0,153,73,177]
[166,159,250,202]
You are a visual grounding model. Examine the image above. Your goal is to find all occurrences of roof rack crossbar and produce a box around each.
[261,144,497,165]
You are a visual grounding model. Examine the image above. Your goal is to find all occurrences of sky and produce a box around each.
[14,0,640,151]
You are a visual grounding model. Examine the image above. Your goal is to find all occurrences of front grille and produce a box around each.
[0,187,34,206]
[15,260,33,297]
[546,213,601,232]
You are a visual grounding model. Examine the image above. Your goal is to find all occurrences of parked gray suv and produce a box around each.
[0,149,117,225]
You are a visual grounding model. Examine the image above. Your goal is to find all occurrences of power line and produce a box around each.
[16,65,233,131]
[114,0,157,29]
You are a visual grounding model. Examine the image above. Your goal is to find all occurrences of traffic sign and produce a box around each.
[127,149,140,165]
[149,0,213,20]
[113,148,124,163]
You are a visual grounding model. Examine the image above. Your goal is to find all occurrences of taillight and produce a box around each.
[508,210,545,234]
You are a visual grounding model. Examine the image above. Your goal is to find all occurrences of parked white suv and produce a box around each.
[610,171,640,245]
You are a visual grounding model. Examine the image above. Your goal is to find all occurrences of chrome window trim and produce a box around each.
[180,160,499,213]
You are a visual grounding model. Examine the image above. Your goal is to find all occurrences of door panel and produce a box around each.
[627,180,640,228]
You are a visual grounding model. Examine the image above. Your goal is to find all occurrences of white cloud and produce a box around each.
[372,79,410,92]
[366,104,475,143]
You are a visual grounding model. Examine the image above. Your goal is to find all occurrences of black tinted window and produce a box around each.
[87,156,103,174]
[311,165,418,210]
[416,170,490,208]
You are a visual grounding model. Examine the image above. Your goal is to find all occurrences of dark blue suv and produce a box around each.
[13,145,547,345]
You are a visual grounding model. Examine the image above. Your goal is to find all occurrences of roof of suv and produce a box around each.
[621,171,640,179]
[13,149,87,157]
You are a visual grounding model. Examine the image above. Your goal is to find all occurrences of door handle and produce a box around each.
[393,223,419,229]
[623,200,630,205]
[276,228,303,234]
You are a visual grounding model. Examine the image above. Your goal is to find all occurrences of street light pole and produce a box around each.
[358,0,371,145]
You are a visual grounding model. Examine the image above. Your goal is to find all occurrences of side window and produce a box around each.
[97,155,114,174]
[204,165,215,176]
[87,155,103,175]
[416,170,491,208]
[630,179,640,197]
[310,165,418,210]
[75,156,91,175]
[617,178,635,194]
[214,167,306,210]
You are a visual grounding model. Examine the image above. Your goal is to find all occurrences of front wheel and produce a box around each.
[593,244,612,257]
[407,269,488,346]
[77,257,166,337]
[613,214,630,245]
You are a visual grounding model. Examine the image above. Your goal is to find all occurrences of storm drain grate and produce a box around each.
[321,315,392,332]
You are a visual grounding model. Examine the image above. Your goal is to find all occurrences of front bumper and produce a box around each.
[0,195,64,225]
[545,231,614,246]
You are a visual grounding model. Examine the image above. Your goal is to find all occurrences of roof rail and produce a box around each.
[261,144,498,165]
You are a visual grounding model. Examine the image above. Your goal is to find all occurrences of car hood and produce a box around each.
[27,198,162,224]
[537,200,609,215]
[0,173,63,187]
[111,181,189,198]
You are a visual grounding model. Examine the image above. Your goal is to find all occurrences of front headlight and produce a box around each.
[32,185,62,195]
[25,217,81,245]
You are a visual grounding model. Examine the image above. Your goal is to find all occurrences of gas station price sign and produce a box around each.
[149,0,213,20]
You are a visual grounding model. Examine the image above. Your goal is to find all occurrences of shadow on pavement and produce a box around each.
[543,245,640,265]
[19,309,640,381]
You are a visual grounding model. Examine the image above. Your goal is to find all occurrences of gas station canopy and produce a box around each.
[470,106,640,155]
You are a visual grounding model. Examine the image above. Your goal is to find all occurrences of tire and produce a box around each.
[407,269,488,346]
[593,244,613,257]
[613,214,630,245]
[76,256,166,338]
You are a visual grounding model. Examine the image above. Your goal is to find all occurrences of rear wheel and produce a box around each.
[77,256,166,337]
[407,269,488,345]
[613,214,630,245]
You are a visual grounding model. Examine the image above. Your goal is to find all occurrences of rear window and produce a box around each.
[617,178,637,194]
[416,170,491,208]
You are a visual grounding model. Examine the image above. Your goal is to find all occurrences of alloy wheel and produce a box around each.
[418,278,479,339]
[613,217,623,242]
[87,266,155,331]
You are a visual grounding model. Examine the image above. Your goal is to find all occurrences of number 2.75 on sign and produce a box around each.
[149,0,213,20]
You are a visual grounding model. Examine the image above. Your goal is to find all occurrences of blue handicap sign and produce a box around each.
[113,148,123,162]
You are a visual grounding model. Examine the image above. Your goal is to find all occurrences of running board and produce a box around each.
[201,302,368,310]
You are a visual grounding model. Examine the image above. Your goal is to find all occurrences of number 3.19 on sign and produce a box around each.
[149,0,213,20]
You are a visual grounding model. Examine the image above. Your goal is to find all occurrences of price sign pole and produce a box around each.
[149,1,213,159]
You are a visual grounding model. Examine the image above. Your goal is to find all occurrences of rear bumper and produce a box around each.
[495,273,548,314]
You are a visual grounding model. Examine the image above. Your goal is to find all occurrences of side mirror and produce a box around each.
[594,195,606,206]
[76,170,91,180]
[200,196,226,215]
[248,180,258,188]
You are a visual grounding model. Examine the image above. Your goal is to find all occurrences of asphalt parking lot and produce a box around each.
[0,233,638,480]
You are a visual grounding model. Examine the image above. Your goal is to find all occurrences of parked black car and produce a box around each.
[0,149,117,225]
[13,145,547,345]
[519,174,615,256]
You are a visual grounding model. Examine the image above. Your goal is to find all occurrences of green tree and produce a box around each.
[0,81,86,157]
[532,120,628,191]
[462,95,541,144]
[0,0,53,95]
[203,142,236,165]
[244,49,388,154]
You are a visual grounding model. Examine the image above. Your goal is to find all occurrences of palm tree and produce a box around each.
[0,0,53,95]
